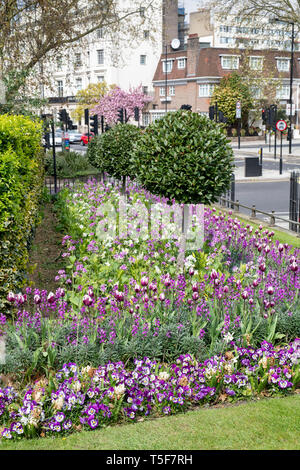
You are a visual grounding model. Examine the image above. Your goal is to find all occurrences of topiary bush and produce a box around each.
[87,123,142,181]
[130,110,234,205]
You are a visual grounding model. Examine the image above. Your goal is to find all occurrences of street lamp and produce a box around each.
[273,18,295,154]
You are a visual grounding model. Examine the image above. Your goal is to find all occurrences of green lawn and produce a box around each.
[1,396,299,450]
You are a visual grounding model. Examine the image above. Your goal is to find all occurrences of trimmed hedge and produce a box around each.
[130,110,234,205]
[87,123,142,181]
[0,114,44,310]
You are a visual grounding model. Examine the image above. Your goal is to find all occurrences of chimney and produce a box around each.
[187,34,199,77]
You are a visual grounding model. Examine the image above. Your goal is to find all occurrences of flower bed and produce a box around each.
[1,339,299,440]
[1,178,299,440]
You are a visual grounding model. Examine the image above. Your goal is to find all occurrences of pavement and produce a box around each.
[231,138,300,182]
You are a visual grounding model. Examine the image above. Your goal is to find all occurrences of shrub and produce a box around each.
[87,123,142,181]
[45,151,97,178]
[130,110,234,205]
[0,114,44,311]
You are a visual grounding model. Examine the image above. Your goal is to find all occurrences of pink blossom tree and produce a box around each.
[90,85,152,125]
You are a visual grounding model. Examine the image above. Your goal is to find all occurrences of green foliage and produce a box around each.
[211,72,253,126]
[45,151,98,178]
[130,110,234,205]
[87,123,142,180]
[0,114,44,311]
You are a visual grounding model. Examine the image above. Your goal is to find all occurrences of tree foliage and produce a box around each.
[211,72,253,126]
[130,110,234,205]
[72,82,116,121]
[91,86,152,124]
[0,0,160,110]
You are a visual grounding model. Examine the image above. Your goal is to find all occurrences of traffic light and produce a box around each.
[262,109,266,124]
[218,111,227,123]
[134,107,140,121]
[67,116,77,130]
[117,108,124,123]
[58,108,67,123]
[269,104,277,127]
[84,108,89,126]
[180,104,192,110]
[90,114,99,135]
[209,105,215,120]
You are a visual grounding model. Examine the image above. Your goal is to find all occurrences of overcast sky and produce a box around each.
[181,0,202,17]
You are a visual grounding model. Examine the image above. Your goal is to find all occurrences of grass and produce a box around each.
[1,396,299,450]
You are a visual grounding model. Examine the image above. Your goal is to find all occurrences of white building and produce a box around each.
[189,9,300,51]
[43,0,163,127]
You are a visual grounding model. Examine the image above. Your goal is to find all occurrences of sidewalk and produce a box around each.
[231,138,300,158]
[234,165,291,182]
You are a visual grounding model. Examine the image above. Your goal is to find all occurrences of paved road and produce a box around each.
[234,180,292,229]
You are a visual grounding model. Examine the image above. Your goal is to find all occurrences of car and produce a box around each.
[49,133,63,146]
[68,130,82,143]
[80,133,94,146]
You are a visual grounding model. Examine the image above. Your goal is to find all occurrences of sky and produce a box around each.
[180,0,203,17]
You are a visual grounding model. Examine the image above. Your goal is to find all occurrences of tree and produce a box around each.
[71,82,116,122]
[91,85,152,124]
[210,0,300,27]
[211,72,253,127]
[0,0,160,111]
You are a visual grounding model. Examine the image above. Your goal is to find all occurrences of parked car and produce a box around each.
[68,130,82,143]
[80,133,94,146]
[49,132,63,146]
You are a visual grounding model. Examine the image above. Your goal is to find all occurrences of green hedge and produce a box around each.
[87,123,142,181]
[0,114,44,310]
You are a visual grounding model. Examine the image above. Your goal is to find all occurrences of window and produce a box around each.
[249,56,263,70]
[152,112,166,122]
[169,86,175,96]
[162,60,173,73]
[97,28,104,39]
[177,58,186,69]
[143,30,149,39]
[97,75,104,82]
[199,83,215,97]
[276,58,290,71]
[140,7,145,17]
[159,87,166,96]
[75,77,82,90]
[142,86,148,95]
[220,37,234,44]
[221,56,239,70]
[142,112,150,126]
[250,85,262,99]
[97,49,104,65]
[74,53,82,67]
[140,55,147,65]
[276,84,290,99]
[219,25,232,33]
[57,80,63,97]
[56,56,63,71]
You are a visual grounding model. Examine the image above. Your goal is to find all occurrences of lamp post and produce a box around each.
[274,18,295,154]
[164,44,168,115]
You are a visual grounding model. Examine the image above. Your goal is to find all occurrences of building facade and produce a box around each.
[151,8,300,133]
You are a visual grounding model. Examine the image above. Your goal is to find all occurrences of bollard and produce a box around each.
[250,205,256,219]
[269,211,275,226]
[235,200,240,212]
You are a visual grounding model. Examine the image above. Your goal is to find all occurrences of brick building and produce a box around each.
[151,34,300,127]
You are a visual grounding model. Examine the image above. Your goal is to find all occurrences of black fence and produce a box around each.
[289,171,300,233]
[45,174,103,194]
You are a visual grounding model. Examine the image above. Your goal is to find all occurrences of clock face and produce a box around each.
[171,38,180,49]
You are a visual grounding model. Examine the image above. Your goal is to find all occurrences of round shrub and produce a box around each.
[130,110,234,204]
[87,123,142,180]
